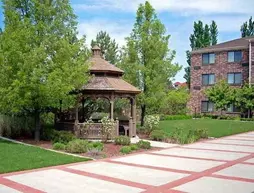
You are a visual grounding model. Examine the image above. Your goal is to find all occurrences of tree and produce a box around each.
[241,16,254,37]
[91,31,119,64]
[205,81,235,114]
[119,1,181,126]
[0,0,89,140]
[184,20,218,88]
[235,85,254,118]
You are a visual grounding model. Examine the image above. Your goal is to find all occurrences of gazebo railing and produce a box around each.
[75,120,119,139]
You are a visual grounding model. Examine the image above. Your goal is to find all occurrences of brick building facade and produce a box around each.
[188,36,254,115]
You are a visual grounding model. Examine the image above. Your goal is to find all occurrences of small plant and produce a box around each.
[52,130,76,144]
[195,128,208,139]
[120,146,132,154]
[149,130,166,141]
[144,115,160,134]
[137,140,151,149]
[100,116,115,142]
[115,136,131,145]
[53,142,66,150]
[87,142,104,152]
[65,139,88,153]
[130,144,139,151]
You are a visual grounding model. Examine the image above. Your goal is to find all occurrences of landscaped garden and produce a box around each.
[0,138,90,174]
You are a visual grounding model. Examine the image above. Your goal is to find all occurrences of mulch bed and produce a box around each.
[16,138,160,160]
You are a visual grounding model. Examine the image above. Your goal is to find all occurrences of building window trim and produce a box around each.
[227,103,240,113]
[202,53,215,65]
[201,101,214,112]
[227,51,242,63]
[202,74,215,86]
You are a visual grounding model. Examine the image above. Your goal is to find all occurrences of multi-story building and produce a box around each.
[188,36,254,115]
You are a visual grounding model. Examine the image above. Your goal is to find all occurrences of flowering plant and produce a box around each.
[100,116,115,142]
[144,115,160,134]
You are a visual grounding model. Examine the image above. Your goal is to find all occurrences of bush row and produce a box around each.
[119,140,151,154]
[160,114,192,121]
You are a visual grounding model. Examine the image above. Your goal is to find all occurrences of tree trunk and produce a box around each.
[248,109,251,118]
[34,110,41,141]
[140,104,146,126]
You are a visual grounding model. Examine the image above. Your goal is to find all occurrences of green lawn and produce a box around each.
[0,139,90,174]
[160,119,254,138]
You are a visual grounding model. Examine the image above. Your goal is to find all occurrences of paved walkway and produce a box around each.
[1,132,254,193]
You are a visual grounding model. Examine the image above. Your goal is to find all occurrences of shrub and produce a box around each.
[240,118,254,121]
[52,131,76,144]
[120,146,132,154]
[87,142,104,152]
[149,130,165,141]
[65,139,88,153]
[144,115,160,134]
[164,115,192,120]
[115,136,131,145]
[41,125,56,141]
[52,142,66,150]
[130,144,139,151]
[137,140,151,149]
[195,128,208,139]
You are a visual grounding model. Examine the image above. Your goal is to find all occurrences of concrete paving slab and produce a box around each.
[69,162,188,186]
[155,148,248,161]
[209,139,254,145]
[0,185,21,193]
[215,164,254,179]
[186,143,254,153]
[5,169,143,193]
[245,158,254,163]
[113,154,224,172]
[173,177,254,193]
[224,137,254,141]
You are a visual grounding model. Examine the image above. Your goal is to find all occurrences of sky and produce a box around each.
[1,0,254,82]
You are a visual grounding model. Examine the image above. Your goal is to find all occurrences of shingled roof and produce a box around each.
[192,36,254,54]
[89,46,124,74]
[81,46,141,94]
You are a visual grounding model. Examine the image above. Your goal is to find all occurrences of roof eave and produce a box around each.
[191,46,248,54]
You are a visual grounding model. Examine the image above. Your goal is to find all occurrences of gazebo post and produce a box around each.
[131,97,137,137]
[110,97,114,120]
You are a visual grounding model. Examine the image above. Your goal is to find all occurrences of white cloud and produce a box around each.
[73,0,254,15]
[77,19,132,47]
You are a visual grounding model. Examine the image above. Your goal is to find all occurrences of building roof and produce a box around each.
[192,36,254,54]
[82,76,141,94]
[89,46,124,74]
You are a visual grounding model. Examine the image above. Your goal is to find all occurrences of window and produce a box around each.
[202,74,215,85]
[227,73,242,84]
[227,104,240,113]
[228,51,242,62]
[202,53,215,64]
[201,101,214,112]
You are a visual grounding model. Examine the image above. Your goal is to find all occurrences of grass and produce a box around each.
[159,119,254,138]
[0,139,90,174]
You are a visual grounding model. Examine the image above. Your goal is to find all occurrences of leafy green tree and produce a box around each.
[161,88,189,115]
[235,85,254,118]
[241,16,254,37]
[119,1,181,125]
[91,31,119,64]
[184,20,218,88]
[0,0,89,140]
[205,81,235,114]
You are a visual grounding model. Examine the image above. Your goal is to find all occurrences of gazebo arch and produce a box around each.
[56,46,141,139]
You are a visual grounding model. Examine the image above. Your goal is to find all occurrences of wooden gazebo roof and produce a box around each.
[81,46,141,95]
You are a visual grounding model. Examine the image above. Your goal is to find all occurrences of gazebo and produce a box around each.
[56,46,141,139]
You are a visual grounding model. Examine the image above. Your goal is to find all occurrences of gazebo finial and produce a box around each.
[92,45,101,57]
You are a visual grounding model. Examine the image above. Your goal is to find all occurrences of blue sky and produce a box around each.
[1,0,254,82]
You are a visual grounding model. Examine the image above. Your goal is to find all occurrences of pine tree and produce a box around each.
[91,31,119,64]
[119,1,181,126]
[0,0,89,140]
[241,16,254,37]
